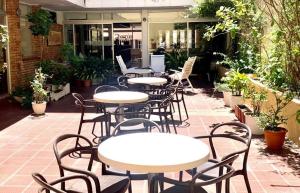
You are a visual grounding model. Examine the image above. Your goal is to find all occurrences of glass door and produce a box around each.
[113,23,142,67]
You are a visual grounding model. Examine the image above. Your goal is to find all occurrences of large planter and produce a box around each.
[223,91,231,107]
[234,105,247,123]
[264,128,287,150]
[82,80,92,87]
[32,101,47,115]
[230,95,242,110]
[245,113,263,135]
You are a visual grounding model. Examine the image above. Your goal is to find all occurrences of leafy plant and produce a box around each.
[221,69,248,96]
[0,25,8,72]
[30,68,49,104]
[190,0,234,17]
[296,110,300,125]
[70,55,85,79]
[243,85,267,116]
[38,60,71,85]
[11,87,33,108]
[27,9,53,59]
[165,46,188,71]
[258,91,294,131]
[60,43,74,63]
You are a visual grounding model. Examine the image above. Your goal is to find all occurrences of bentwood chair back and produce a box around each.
[32,172,93,193]
[53,134,130,193]
[183,122,252,193]
[116,55,128,75]
[154,154,238,193]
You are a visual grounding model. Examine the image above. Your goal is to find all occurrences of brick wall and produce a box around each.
[6,1,63,90]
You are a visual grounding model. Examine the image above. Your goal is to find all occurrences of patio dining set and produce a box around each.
[31,56,253,193]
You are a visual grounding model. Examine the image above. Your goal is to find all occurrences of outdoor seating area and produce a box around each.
[0,0,300,193]
[1,76,300,193]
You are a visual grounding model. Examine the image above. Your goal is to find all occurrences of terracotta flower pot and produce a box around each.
[264,128,287,150]
[82,80,92,87]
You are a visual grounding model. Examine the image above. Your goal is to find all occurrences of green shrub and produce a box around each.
[38,60,71,85]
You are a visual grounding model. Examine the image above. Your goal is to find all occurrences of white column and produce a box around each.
[141,10,149,67]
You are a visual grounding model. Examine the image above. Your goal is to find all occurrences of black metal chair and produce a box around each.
[113,103,152,125]
[53,134,130,193]
[181,122,252,193]
[147,90,177,133]
[72,93,108,145]
[32,172,93,193]
[153,154,238,193]
[94,85,120,136]
[171,82,189,123]
[102,118,161,193]
[117,75,129,90]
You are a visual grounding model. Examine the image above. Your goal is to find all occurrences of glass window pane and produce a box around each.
[75,24,103,58]
[64,12,87,20]
[113,12,141,21]
[103,13,113,20]
[148,11,186,22]
[149,23,187,53]
[64,24,73,44]
[87,13,101,20]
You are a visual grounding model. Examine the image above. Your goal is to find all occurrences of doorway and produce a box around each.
[113,23,142,67]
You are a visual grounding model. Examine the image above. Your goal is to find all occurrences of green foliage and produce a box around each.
[69,55,115,82]
[38,60,71,86]
[27,9,53,36]
[30,68,49,103]
[221,69,248,96]
[258,91,294,131]
[243,85,267,116]
[0,25,8,49]
[165,48,188,71]
[296,110,300,124]
[214,81,230,92]
[11,87,32,108]
[260,0,300,93]
[191,0,234,17]
[60,43,74,63]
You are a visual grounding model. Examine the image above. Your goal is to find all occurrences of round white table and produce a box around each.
[127,68,153,75]
[93,91,149,104]
[128,77,167,86]
[98,133,210,193]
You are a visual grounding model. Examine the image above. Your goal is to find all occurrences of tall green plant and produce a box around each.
[221,69,248,96]
[30,68,49,103]
[243,85,267,116]
[27,9,53,59]
[165,47,188,70]
[190,0,234,17]
[0,25,8,72]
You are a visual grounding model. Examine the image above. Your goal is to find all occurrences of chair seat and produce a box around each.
[186,160,221,180]
[66,175,129,193]
[169,72,183,80]
[83,113,107,122]
[160,184,208,193]
[100,175,130,193]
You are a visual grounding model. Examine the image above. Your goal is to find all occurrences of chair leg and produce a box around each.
[75,120,83,147]
[182,96,189,120]
[217,181,222,193]
[175,94,183,124]
[164,115,171,133]
[179,171,183,181]
[159,114,165,132]
[244,173,252,193]
[169,112,177,134]
[187,78,195,92]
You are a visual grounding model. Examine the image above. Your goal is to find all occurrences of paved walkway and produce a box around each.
[0,80,300,193]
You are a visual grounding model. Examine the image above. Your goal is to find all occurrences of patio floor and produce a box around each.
[0,78,300,193]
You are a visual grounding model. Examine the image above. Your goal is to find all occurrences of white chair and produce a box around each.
[169,56,197,92]
[116,55,152,76]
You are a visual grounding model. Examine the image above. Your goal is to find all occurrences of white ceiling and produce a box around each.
[20,0,195,11]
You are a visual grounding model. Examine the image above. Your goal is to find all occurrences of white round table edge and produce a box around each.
[93,91,149,104]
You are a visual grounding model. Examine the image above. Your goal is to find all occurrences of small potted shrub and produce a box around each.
[30,68,49,115]
[222,69,249,109]
[258,91,294,150]
[243,85,267,135]
[214,81,231,106]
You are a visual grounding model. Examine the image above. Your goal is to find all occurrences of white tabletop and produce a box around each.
[128,77,167,86]
[98,133,210,173]
[93,91,148,104]
[127,68,153,74]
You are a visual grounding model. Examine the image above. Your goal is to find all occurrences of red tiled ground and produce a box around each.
[0,80,300,193]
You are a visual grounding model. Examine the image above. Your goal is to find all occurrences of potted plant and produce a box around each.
[60,43,74,64]
[243,85,267,135]
[222,69,249,109]
[27,9,53,59]
[258,91,294,150]
[30,68,49,115]
[214,81,231,106]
